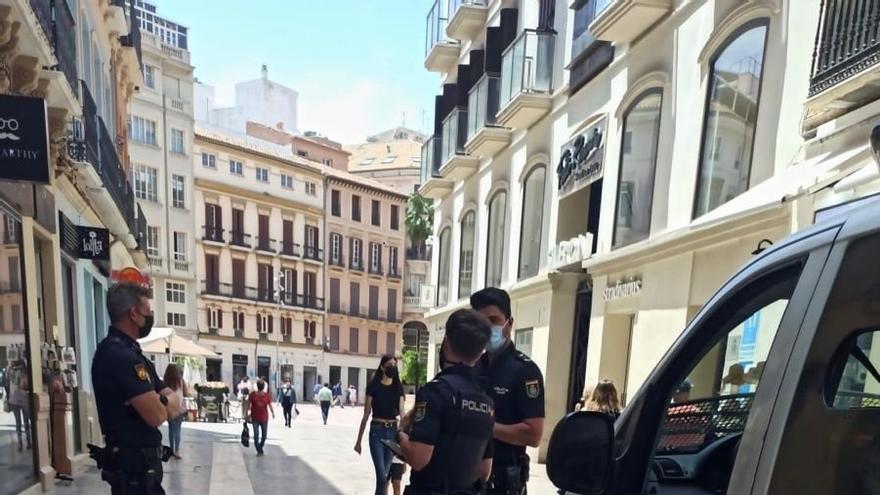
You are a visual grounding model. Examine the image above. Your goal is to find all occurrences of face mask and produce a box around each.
[384,366,398,379]
[137,312,154,339]
[486,324,506,353]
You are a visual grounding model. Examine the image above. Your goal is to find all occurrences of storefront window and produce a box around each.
[458,211,475,299]
[437,227,451,306]
[486,191,507,288]
[518,166,546,279]
[694,21,769,218]
[0,211,37,494]
[614,91,662,248]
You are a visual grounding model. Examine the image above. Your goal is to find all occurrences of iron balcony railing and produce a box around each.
[30,0,78,93]
[440,107,468,165]
[330,254,345,267]
[350,258,365,272]
[349,305,365,318]
[256,237,277,253]
[303,245,323,261]
[202,226,225,243]
[135,204,147,250]
[369,264,384,276]
[500,29,556,107]
[467,73,502,140]
[425,0,453,56]
[229,231,252,248]
[201,281,325,310]
[388,267,402,279]
[280,241,301,257]
[809,0,880,96]
[420,134,443,183]
[406,245,432,260]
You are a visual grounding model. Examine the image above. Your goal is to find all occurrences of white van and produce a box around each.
[546,198,880,495]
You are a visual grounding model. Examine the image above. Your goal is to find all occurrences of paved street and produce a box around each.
[48,402,558,495]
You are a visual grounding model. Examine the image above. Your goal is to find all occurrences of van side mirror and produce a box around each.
[546,411,615,494]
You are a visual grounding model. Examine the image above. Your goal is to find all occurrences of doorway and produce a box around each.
[303,366,317,401]
[205,358,222,383]
[61,261,81,453]
[329,365,341,386]
[566,280,593,411]
[257,356,271,390]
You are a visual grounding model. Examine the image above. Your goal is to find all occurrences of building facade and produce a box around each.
[130,3,198,339]
[0,0,146,493]
[192,125,327,399]
[245,121,351,170]
[418,0,829,462]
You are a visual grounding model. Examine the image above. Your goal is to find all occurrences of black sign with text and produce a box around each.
[557,118,606,197]
[76,226,110,261]
[0,94,50,184]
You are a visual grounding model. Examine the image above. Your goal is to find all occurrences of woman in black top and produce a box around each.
[354,355,405,495]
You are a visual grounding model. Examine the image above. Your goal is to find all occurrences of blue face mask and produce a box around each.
[486,324,506,353]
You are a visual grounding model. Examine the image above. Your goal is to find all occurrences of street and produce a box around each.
[48,402,558,495]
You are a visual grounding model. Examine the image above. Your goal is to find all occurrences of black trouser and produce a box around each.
[487,461,528,495]
[403,486,477,495]
[320,400,331,423]
[103,447,165,495]
[282,402,293,425]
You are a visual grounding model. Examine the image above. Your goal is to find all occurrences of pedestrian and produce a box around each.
[398,309,495,495]
[349,384,358,406]
[162,364,189,459]
[248,379,274,456]
[277,377,297,427]
[575,380,621,421]
[472,287,545,495]
[333,382,345,408]
[317,383,333,425]
[313,381,323,403]
[7,360,31,452]
[353,355,406,495]
[238,376,252,421]
[389,458,405,495]
[92,283,181,494]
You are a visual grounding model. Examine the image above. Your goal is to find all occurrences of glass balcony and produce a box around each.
[421,135,443,182]
[448,0,487,12]
[440,107,468,166]
[467,73,502,140]
[447,0,488,40]
[425,0,451,56]
[500,30,556,107]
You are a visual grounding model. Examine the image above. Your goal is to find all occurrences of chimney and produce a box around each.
[261,64,268,80]
[276,122,284,131]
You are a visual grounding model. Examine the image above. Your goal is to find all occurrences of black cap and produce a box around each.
[470,287,511,319]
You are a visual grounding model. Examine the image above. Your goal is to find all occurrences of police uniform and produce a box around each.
[92,327,166,495]
[481,343,545,495]
[406,364,495,495]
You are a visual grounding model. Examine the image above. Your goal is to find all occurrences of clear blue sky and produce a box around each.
[154,0,439,143]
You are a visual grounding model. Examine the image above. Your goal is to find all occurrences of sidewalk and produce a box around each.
[47,403,559,494]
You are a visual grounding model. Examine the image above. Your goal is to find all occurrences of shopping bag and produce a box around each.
[240,423,250,447]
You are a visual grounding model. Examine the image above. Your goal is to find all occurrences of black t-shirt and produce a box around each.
[479,343,545,466]
[92,328,165,448]
[367,380,403,420]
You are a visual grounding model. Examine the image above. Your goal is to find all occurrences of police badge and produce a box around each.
[414,401,427,422]
[134,363,149,381]
[525,380,540,399]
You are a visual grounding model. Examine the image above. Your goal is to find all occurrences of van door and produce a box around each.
[758,229,880,493]
[608,227,839,495]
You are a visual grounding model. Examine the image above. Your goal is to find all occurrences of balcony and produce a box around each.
[404,296,422,309]
[172,259,189,272]
[497,30,556,130]
[368,264,384,277]
[27,0,78,109]
[148,256,163,269]
[207,327,219,336]
[419,135,453,199]
[282,334,292,344]
[280,241,301,257]
[229,231,252,250]
[303,245,323,262]
[588,0,672,44]
[439,108,479,180]
[256,237,277,254]
[425,0,460,72]
[805,0,880,130]
[388,267,402,280]
[350,305,366,318]
[446,0,488,41]
[406,246,432,261]
[350,259,365,272]
[202,281,325,310]
[465,73,511,158]
[120,0,143,70]
[329,254,346,268]
[202,226,225,244]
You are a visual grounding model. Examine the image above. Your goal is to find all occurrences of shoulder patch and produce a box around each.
[525,379,540,399]
[515,351,532,362]
[414,401,427,422]
[134,363,149,381]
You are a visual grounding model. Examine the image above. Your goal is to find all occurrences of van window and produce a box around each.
[830,330,880,410]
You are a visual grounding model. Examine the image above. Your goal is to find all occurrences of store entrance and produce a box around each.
[566,280,593,411]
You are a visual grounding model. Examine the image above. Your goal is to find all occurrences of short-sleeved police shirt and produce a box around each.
[481,342,545,465]
[92,328,165,447]
[408,365,494,490]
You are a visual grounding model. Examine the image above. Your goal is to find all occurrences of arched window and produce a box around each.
[458,211,476,299]
[614,90,663,248]
[437,227,452,306]
[518,166,547,279]
[486,191,508,287]
[694,20,769,218]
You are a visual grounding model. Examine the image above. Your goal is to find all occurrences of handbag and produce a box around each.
[3,401,10,413]
[240,423,250,447]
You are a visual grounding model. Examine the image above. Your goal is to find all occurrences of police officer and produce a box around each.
[92,283,180,494]
[398,309,495,495]
[471,288,545,495]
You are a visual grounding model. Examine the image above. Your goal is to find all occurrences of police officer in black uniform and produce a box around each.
[398,309,495,495]
[471,288,545,495]
[92,283,180,494]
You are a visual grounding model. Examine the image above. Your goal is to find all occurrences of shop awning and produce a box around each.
[138,327,219,358]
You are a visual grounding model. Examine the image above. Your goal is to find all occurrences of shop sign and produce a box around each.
[420,285,436,308]
[547,233,594,269]
[603,278,642,301]
[557,117,606,197]
[77,226,109,261]
[0,94,50,184]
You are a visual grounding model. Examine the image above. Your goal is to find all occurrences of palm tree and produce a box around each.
[405,192,433,258]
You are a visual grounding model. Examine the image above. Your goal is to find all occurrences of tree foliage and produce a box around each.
[404,192,434,247]
[400,349,427,386]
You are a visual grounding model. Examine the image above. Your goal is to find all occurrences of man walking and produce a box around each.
[317,383,333,425]
[472,288,545,495]
[277,377,297,428]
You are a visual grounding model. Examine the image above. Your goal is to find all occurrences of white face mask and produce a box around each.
[486,322,507,353]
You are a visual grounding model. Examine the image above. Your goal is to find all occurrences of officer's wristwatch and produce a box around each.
[159,394,169,406]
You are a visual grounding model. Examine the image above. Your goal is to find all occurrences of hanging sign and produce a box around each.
[558,117,606,198]
[0,94,50,183]
[77,226,110,261]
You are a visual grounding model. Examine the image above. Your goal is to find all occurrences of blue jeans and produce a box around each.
[252,420,267,453]
[168,414,184,452]
[368,423,397,495]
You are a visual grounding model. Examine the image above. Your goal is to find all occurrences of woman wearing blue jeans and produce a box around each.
[163,364,187,459]
[354,355,406,495]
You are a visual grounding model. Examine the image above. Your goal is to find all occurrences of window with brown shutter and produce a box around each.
[368,330,378,355]
[349,327,359,353]
[330,325,340,350]
[232,259,245,298]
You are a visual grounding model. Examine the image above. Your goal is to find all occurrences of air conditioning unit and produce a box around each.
[420,285,436,308]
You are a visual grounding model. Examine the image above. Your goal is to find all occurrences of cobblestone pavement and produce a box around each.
[47,402,559,495]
